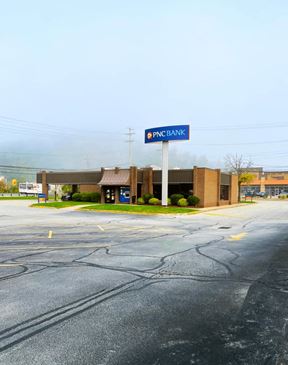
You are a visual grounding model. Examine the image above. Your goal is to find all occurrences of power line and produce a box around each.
[0,114,121,138]
[192,122,288,131]
[0,164,65,171]
[0,171,35,176]
[193,139,288,146]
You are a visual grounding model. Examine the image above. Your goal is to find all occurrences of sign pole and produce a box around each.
[162,141,169,206]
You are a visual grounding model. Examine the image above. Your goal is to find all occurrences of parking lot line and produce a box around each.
[228,232,247,241]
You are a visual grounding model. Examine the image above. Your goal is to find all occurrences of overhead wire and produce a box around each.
[0,114,120,137]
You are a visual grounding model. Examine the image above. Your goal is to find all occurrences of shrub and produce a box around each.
[167,198,171,206]
[177,198,188,207]
[143,193,154,204]
[72,193,81,201]
[80,192,92,202]
[170,194,184,206]
[137,197,145,205]
[90,192,101,202]
[148,197,160,205]
[187,195,200,206]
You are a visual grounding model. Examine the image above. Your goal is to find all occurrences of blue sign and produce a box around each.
[119,187,130,203]
[38,193,47,203]
[145,125,190,143]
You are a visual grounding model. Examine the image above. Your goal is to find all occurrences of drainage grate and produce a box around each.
[218,226,231,229]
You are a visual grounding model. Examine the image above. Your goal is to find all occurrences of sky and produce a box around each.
[0,0,288,178]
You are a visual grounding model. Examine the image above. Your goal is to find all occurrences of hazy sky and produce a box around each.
[0,0,288,173]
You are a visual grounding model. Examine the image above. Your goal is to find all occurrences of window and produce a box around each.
[220,185,229,200]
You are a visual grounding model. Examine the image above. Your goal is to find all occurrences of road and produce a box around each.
[0,200,288,365]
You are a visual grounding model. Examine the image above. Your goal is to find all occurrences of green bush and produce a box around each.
[170,194,184,206]
[143,193,154,204]
[137,197,145,205]
[167,198,171,206]
[177,198,188,207]
[80,192,92,202]
[187,195,200,206]
[148,197,160,205]
[72,193,81,201]
[90,192,101,202]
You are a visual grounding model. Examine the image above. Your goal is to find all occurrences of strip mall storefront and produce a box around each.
[37,166,238,208]
[241,168,288,196]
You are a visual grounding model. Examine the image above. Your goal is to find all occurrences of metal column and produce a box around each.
[161,141,169,206]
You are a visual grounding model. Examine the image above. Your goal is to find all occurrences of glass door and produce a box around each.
[104,188,115,203]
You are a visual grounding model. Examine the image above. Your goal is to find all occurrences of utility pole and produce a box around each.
[125,128,135,166]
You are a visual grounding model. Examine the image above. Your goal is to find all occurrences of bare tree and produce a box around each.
[224,154,253,202]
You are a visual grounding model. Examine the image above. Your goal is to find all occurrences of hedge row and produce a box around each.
[72,192,101,202]
[137,193,200,207]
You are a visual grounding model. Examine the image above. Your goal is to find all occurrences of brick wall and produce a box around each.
[130,166,138,203]
[41,171,49,199]
[230,175,239,204]
[79,185,101,193]
[203,169,219,207]
[142,168,153,196]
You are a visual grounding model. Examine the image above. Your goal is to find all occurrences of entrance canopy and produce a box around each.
[98,169,130,186]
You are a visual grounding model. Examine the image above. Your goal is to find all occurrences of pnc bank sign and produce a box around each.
[145,125,190,143]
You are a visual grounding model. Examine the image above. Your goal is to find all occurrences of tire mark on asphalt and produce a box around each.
[0,230,250,354]
[0,265,28,282]
[0,250,55,282]
[0,278,144,353]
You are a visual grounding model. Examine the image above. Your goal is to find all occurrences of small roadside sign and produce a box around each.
[38,193,47,203]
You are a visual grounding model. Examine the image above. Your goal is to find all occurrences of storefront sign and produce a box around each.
[145,125,190,143]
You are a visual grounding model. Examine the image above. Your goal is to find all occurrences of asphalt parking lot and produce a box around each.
[1,200,288,365]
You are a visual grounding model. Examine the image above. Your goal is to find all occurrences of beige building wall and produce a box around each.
[230,175,239,204]
[202,169,219,207]
[194,167,219,208]
[193,167,238,207]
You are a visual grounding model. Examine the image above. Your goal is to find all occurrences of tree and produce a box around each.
[7,184,19,194]
[224,154,253,202]
[239,172,255,199]
[239,172,255,185]
[0,180,8,193]
[61,185,72,194]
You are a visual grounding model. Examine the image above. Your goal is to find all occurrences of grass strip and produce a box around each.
[31,201,97,209]
[0,196,38,200]
[81,204,198,215]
